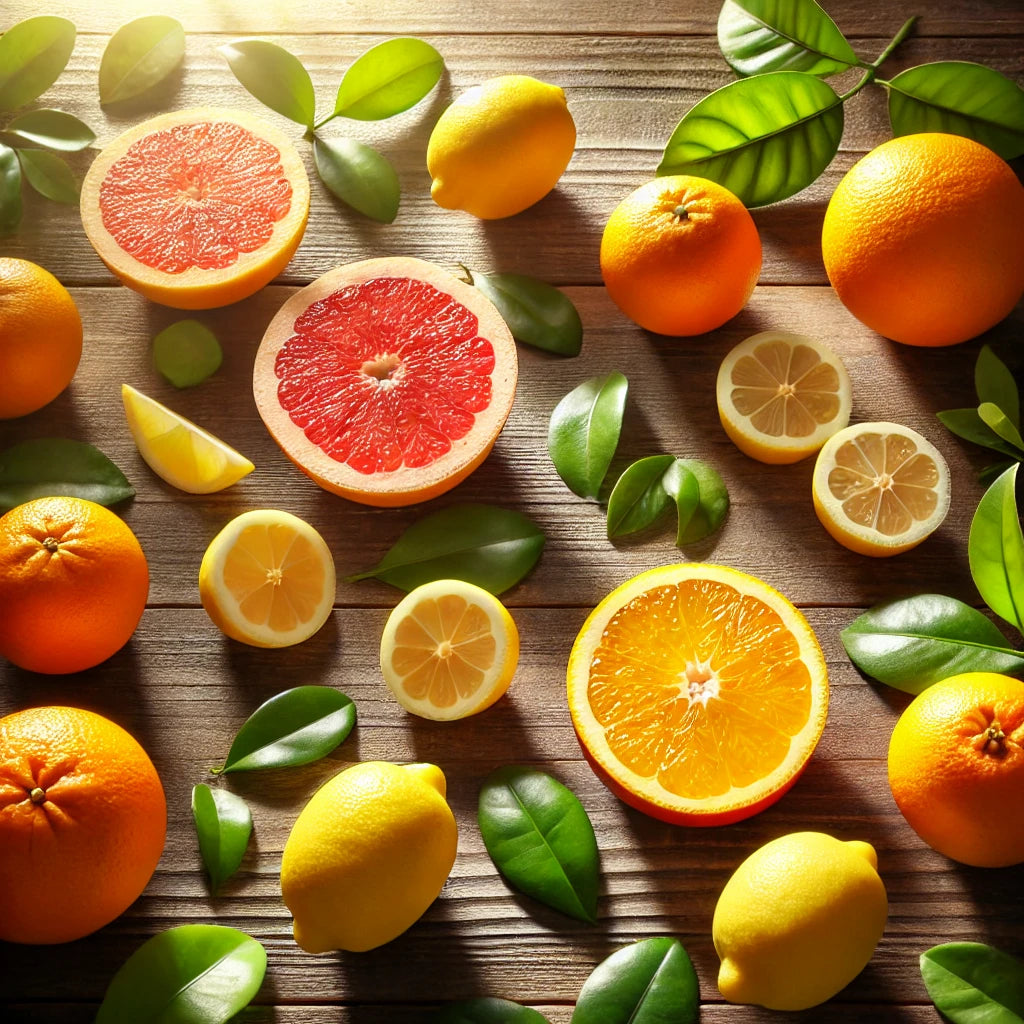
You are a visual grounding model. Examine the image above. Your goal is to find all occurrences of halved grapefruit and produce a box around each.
[253,257,518,507]
[81,108,309,309]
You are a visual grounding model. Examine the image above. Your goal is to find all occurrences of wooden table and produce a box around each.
[2,1,1023,1020]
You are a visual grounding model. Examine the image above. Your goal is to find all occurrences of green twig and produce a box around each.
[872,16,918,69]
[839,68,876,102]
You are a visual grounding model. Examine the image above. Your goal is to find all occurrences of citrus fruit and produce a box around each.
[0,258,83,419]
[0,705,166,944]
[716,331,852,464]
[80,107,310,309]
[567,563,828,826]
[888,672,1024,868]
[426,75,576,219]
[713,832,887,1011]
[600,175,761,336]
[253,256,518,507]
[380,579,519,721]
[822,133,1024,347]
[812,421,950,557]
[199,509,336,649]
[281,761,458,952]
[122,383,255,494]
[0,497,149,674]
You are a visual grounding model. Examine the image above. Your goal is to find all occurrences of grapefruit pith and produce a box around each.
[254,257,518,507]
[81,108,310,310]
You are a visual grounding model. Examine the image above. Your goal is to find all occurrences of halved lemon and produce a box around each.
[716,331,852,464]
[380,579,519,721]
[812,421,950,557]
[567,563,828,826]
[199,509,336,648]
[122,383,254,493]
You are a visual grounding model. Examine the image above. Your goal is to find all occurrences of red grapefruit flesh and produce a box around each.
[254,257,518,507]
[80,108,310,310]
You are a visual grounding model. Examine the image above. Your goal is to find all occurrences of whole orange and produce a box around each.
[0,258,83,418]
[0,497,149,674]
[888,672,1024,867]
[822,134,1024,347]
[600,175,761,336]
[0,705,166,944]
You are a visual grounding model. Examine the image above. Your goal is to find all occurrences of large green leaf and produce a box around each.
[606,455,675,538]
[937,408,1021,460]
[16,148,78,202]
[0,144,22,233]
[192,784,253,893]
[334,37,444,120]
[657,70,843,207]
[99,15,185,105]
[0,17,76,112]
[969,464,1024,633]
[219,39,316,127]
[921,942,1024,1024]
[313,136,400,223]
[5,108,94,150]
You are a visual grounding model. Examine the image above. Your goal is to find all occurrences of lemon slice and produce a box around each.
[380,579,519,721]
[122,383,254,493]
[812,422,950,557]
[717,331,852,464]
[199,509,336,648]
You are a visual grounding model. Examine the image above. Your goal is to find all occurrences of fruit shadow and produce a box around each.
[750,197,831,282]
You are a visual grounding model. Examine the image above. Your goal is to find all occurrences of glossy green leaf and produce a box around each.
[606,455,675,538]
[548,372,628,499]
[571,937,699,1024]
[938,408,1021,459]
[0,438,134,512]
[658,70,843,207]
[153,320,223,388]
[969,464,1024,632]
[0,17,76,112]
[664,458,729,545]
[431,998,551,1024]
[99,16,185,105]
[219,39,316,127]
[841,594,1024,692]
[5,108,94,150]
[16,148,77,202]
[717,0,858,78]
[0,144,21,232]
[885,61,1024,161]
[192,784,253,893]
[976,345,1020,428]
[334,37,444,120]
[96,924,266,1024]
[979,402,1024,453]
[921,942,1024,1024]
[218,686,356,774]
[313,136,400,223]
[478,766,599,923]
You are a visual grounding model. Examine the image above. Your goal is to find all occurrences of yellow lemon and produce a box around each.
[714,831,888,1011]
[426,74,576,219]
[281,761,458,953]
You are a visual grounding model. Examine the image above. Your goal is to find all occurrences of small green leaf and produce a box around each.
[478,766,599,923]
[218,686,356,774]
[348,504,545,595]
[921,942,1024,1024]
[5,108,94,150]
[0,17,76,113]
[153,320,223,388]
[938,408,1022,459]
[334,37,444,121]
[219,39,316,127]
[0,439,134,512]
[192,784,253,893]
[430,998,552,1024]
[658,70,843,207]
[99,16,185,105]
[976,345,1020,428]
[969,464,1024,632]
[0,144,21,232]
[979,402,1024,453]
[313,135,400,223]
[16,148,77,202]
[664,458,730,545]
[96,924,267,1024]
[606,455,675,538]
[548,372,628,499]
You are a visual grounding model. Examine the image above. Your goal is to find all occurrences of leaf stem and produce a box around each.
[311,111,337,131]
[871,16,918,69]
[839,68,876,103]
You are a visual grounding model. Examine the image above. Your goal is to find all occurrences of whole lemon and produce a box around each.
[426,74,575,219]
[280,761,458,953]
[713,832,888,1011]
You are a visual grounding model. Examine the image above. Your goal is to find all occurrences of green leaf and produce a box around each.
[334,37,444,121]
[548,372,628,499]
[218,686,356,774]
[885,62,1024,161]
[219,39,316,127]
[657,70,843,207]
[191,784,253,893]
[153,320,223,388]
[664,458,730,545]
[938,408,1022,459]
[717,0,858,78]
[0,438,134,512]
[467,269,583,357]
[96,924,267,1024]
[16,148,77,203]
[348,504,545,595]
[0,17,76,113]
[921,942,1024,1024]
[431,998,551,1024]
[5,108,94,150]
[841,595,1024,693]
[571,937,700,1024]
[976,345,1020,428]
[980,460,1019,487]
[0,144,22,232]
[478,766,599,923]
[99,16,185,105]
[606,455,675,538]
[969,464,1024,632]
[312,135,400,223]
[979,402,1024,454]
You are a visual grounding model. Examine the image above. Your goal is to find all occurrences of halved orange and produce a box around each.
[567,564,828,826]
